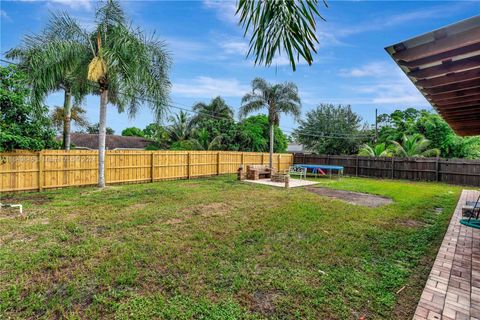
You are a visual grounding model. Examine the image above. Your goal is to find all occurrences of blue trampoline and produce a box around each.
[294,164,344,178]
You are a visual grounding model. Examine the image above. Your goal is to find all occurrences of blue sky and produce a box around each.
[1,0,479,135]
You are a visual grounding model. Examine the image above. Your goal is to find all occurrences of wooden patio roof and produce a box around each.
[385,16,480,136]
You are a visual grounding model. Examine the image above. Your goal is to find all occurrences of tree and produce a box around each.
[391,134,440,157]
[6,12,91,150]
[294,104,364,155]
[358,143,392,157]
[240,78,300,168]
[166,111,195,143]
[0,65,59,151]
[236,0,328,71]
[51,105,90,136]
[50,0,171,187]
[143,123,169,149]
[191,96,234,125]
[238,115,287,152]
[87,123,115,135]
[121,127,144,137]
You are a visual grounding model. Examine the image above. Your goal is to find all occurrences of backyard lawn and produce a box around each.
[0,176,461,319]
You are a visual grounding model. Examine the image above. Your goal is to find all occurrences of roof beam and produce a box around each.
[408,55,480,79]
[415,68,480,88]
[422,78,480,95]
[427,87,480,101]
[392,26,480,62]
[434,95,480,107]
[399,43,480,68]
[439,107,480,117]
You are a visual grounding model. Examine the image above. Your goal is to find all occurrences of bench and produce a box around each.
[246,165,275,180]
[287,166,307,180]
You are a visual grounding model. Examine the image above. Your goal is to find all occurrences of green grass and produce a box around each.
[0,175,462,319]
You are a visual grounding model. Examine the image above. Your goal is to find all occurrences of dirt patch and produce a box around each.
[180,202,233,217]
[398,219,425,228]
[164,218,184,225]
[128,203,147,210]
[305,187,393,208]
[1,194,53,205]
[239,291,278,316]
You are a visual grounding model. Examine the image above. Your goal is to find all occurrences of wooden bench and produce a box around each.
[246,165,275,180]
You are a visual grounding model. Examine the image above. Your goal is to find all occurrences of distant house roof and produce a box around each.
[385,16,480,136]
[287,143,310,153]
[70,133,151,150]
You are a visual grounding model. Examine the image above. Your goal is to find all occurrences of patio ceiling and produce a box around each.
[385,16,480,136]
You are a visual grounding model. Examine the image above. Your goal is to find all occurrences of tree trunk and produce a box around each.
[269,123,274,169]
[98,89,108,188]
[63,90,72,150]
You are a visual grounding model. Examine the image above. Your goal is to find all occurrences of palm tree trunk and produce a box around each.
[98,89,108,188]
[269,123,274,169]
[63,90,72,150]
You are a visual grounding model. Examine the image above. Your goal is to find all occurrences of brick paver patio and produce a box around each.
[414,189,480,320]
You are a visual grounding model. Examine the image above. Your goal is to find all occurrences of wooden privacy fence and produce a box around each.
[294,154,480,187]
[0,150,293,192]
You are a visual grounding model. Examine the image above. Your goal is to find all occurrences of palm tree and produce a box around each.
[190,128,223,151]
[358,143,392,157]
[45,0,171,187]
[6,12,91,150]
[191,96,234,125]
[392,134,440,157]
[166,111,195,143]
[240,78,301,168]
[51,105,90,136]
[236,0,328,71]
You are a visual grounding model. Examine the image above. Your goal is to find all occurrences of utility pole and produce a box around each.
[374,108,378,144]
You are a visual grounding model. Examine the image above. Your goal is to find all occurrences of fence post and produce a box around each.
[241,152,244,166]
[327,154,330,165]
[217,152,220,175]
[278,154,281,171]
[435,157,440,182]
[355,156,359,177]
[38,150,44,191]
[150,152,155,182]
[391,156,395,179]
[187,152,191,179]
[303,153,306,164]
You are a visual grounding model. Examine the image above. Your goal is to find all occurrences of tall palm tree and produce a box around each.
[191,96,234,125]
[236,0,328,71]
[46,0,171,187]
[6,12,91,150]
[50,105,90,135]
[240,78,301,168]
[392,134,440,157]
[358,143,392,157]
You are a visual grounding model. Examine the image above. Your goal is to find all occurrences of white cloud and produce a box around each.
[203,0,238,24]
[0,9,11,22]
[219,40,249,55]
[18,0,92,10]
[172,76,249,98]
[50,0,92,10]
[339,61,391,78]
